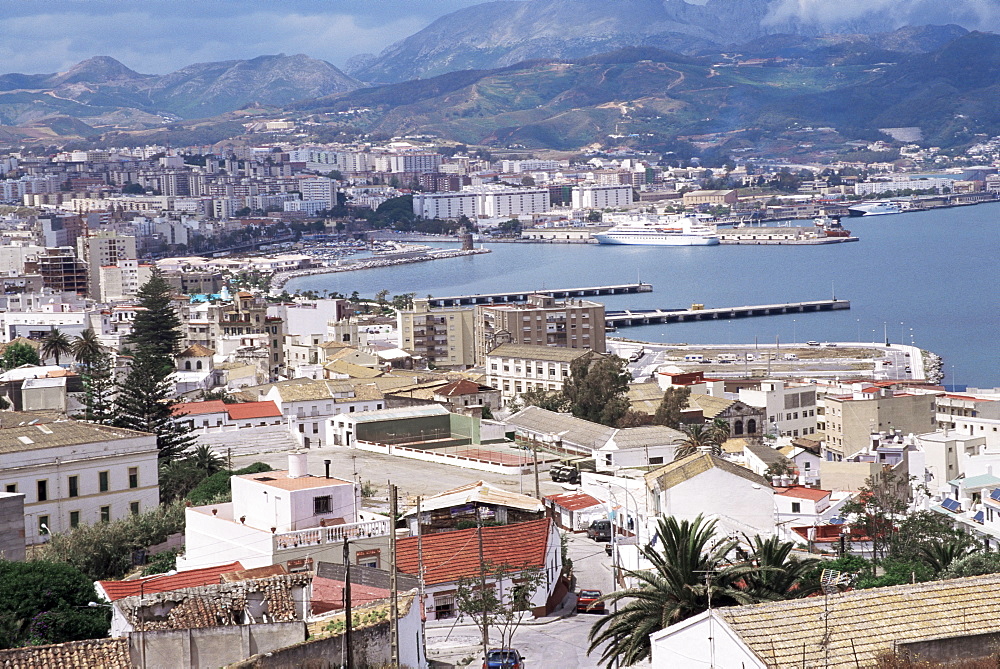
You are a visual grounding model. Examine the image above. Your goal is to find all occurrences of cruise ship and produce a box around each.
[592,214,720,246]
[846,202,902,217]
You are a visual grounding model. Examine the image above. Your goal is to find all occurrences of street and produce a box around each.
[425,533,644,669]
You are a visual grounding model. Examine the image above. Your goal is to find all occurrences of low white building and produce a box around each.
[0,419,159,545]
[262,379,386,449]
[178,452,390,571]
[644,453,775,537]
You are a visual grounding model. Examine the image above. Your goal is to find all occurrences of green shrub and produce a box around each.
[186,462,272,506]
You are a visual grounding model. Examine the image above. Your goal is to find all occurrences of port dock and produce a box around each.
[605,299,850,328]
[427,282,652,307]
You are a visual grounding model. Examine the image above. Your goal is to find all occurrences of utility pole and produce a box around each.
[477,506,489,661]
[389,483,399,667]
[343,537,353,669]
[417,496,427,667]
[532,444,540,500]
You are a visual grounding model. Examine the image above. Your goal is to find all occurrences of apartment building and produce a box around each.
[571,184,633,209]
[475,294,605,365]
[396,299,475,369]
[739,379,819,438]
[77,232,137,300]
[0,420,159,545]
[822,385,938,461]
[485,343,594,405]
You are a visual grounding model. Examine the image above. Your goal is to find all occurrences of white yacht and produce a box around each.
[592,213,720,246]
[846,202,902,217]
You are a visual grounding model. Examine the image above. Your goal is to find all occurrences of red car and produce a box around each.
[576,589,606,614]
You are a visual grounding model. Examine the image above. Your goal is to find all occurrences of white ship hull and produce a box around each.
[593,232,720,246]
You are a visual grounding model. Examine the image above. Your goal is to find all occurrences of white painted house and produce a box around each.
[643,453,775,537]
[177,452,389,571]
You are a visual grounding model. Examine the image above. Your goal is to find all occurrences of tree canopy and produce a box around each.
[1,342,40,369]
[0,561,110,649]
[562,353,632,426]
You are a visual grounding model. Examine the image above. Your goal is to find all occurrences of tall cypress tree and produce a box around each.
[114,270,194,460]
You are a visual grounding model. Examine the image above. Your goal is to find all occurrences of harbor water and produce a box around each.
[286,203,1000,389]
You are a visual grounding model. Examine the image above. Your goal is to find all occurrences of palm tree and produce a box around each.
[708,417,731,445]
[918,540,977,576]
[672,423,721,460]
[186,445,225,475]
[41,328,72,366]
[735,534,822,601]
[70,328,104,370]
[587,515,757,667]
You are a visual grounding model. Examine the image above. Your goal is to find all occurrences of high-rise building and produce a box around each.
[397,300,475,369]
[77,232,137,300]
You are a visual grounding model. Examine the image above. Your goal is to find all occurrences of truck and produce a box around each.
[783,353,798,361]
[684,354,704,363]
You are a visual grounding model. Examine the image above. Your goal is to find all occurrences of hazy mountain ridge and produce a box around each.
[0,54,360,128]
[311,31,1000,150]
[348,0,997,83]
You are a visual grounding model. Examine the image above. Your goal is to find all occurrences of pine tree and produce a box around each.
[114,354,195,461]
[114,272,193,461]
[127,269,183,361]
[80,348,116,424]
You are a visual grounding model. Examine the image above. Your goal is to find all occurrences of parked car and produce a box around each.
[484,649,525,669]
[807,341,820,346]
[576,589,606,614]
[586,519,612,542]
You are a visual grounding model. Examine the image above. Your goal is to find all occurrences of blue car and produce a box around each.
[484,648,525,669]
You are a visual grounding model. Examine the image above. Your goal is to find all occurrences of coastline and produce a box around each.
[273,247,490,291]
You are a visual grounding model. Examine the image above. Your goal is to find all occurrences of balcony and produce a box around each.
[274,516,391,551]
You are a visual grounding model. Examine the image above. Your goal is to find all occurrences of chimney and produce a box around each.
[324,459,331,479]
[287,451,308,478]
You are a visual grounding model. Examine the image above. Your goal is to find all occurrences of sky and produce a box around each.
[0,0,489,74]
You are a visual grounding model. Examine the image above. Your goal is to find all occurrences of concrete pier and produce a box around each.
[427,282,653,307]
[605,299,850,327]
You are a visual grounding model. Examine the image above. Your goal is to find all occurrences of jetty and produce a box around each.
[605,299,850,328]
[427,282,652,307]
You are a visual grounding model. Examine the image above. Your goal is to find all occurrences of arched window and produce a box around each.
[184,360,191,370]
[734,420,744,436]
[747,419,757,434]
[196,360,203,370]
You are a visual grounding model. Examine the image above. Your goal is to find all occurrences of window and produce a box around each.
[314,496,332,514]
[649,456,664,465]
[130,502,140,516]
[68,476,79,498]
[356,549,380,568]
[98,471,109,493]
[100,506,111,523]
[69,511,80,528]
[38,516,49,535]
[128,467,138,489]
[4,484,15,493]
[791,502,801,513]
[37,480,48,502]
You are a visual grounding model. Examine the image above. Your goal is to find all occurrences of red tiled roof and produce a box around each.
[545,492,603,511]
[775,486,831,502]
[397,518,553,586]
[312,576,390,615]
[226,400,282,420]
[97,561,243,601]
[172,400,228,417]
[436,379,482,397]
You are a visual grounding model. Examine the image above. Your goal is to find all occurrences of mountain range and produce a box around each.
[0,54,359,136]
[297,28,998,151]
[346,0,1000,83]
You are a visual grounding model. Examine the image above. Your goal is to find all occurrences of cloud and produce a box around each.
[763,0,1000,31]
[0,4,454,74]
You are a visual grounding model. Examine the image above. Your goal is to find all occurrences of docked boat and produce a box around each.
[592,213,720,246]
[846,202,901,217]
